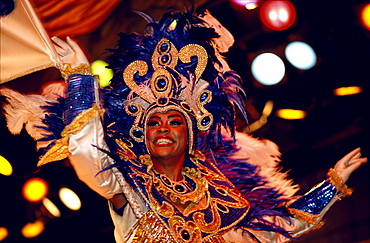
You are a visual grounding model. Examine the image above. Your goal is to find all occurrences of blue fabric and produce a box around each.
[289,181,337,215]
[64,74,95,125]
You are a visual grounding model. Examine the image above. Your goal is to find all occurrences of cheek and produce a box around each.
[145,130,155,149]
[177,127,189,146]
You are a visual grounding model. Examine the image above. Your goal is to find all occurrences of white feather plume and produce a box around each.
[232,131,299,197]
[0,82,65,150]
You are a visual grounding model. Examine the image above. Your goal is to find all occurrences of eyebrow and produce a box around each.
[149,114,183,120]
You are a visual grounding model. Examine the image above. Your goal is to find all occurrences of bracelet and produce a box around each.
[327,168,353,198]
[59,63,92,80]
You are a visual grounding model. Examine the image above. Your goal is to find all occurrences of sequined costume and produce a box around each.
[0,9,355,243]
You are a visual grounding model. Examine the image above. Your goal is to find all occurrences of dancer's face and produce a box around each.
[146,110,188,162]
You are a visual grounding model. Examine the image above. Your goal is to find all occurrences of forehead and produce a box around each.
[149,110,186,119]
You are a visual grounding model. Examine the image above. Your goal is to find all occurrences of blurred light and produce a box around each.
[0,155,12,176]
[244,100,274,133]
[21,220,44,238]
[262,100,274,116]
[22,178,48,202]
[285,41,317,70]
[42,198,61,218]
[245,3,258,10]
[334,86,363,96]
[59,187,81,211]
[0,227,9,241]
[260,0,296,30]
[251,53,285,85]
[360,3,370,30]
[91,60,113,88]
[276,109,306,120]
[231,0,258,7]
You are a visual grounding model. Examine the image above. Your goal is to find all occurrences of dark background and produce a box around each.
[1,0,370,242]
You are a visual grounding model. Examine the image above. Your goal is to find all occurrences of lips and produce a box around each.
[154,137,174,146]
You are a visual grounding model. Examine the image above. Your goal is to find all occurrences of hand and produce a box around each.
[51,36,89,68]
[334,147,367,183]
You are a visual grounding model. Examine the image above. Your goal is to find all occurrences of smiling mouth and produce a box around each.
[155,138,174,145]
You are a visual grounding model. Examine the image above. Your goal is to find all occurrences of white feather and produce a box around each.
[1,83,64,150]
[232,131,299,197]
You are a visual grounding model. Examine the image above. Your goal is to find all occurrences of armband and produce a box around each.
[64,74,96,125]
[289,180,336,215]
[327,168,353,198]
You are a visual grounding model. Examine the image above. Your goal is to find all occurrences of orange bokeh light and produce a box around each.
[22,178,49,202]
[361,3,370,30]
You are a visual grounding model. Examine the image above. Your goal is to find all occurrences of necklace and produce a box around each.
[154,171,194,194]
[152,167,207,205]
[139,154,207,205]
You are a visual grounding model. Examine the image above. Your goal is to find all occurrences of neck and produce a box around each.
[152,154,186,181]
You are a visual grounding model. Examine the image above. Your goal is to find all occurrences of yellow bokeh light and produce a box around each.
[245,3,258,10]
[0,227,9,241]
[361,3,370,30]
[42,198,61,218]
[59,187,81,211]
[334,86,363,96]
[0,155,13,176]
[22,178,48,202]
[91,60,113,88]
[276,109,306,120]
[21,220,45,238]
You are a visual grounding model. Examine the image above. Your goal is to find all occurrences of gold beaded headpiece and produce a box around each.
[122,37,214,146]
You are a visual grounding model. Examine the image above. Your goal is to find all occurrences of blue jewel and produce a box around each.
[132,129,144,138]
[201,116,211,126]
[161,54,170,64]
[128,104,138,113]
[157,78,167,89]
[160,43,169,52]
[200,92,208,102]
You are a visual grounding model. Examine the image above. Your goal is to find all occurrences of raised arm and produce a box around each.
[46,37,124,205]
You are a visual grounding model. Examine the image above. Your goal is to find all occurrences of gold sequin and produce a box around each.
[179,44,208,82]
[327,168,353,198]
[59,63,92,80]
[123,60,152,103]
[287,208,321,225]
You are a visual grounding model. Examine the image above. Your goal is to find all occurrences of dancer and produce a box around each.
[1,9,366,243]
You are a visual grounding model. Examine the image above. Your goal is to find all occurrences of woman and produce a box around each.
[1,9,367,243]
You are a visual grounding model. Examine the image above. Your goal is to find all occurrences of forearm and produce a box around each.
[63,72,121,199]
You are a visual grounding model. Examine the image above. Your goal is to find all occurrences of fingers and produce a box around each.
[345,157,367,174]
[66,36,82,52]
[334,147,364,171]
[342,147,361,161]
[51,36,69,49]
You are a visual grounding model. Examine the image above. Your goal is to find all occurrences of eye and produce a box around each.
[170,120,182,126]
[148,120,160,127]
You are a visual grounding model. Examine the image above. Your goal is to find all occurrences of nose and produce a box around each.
[157,125,169,134]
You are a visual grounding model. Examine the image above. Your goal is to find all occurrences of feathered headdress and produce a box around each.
[103,9,246,159]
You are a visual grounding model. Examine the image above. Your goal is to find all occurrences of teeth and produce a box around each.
[156,138,173,144]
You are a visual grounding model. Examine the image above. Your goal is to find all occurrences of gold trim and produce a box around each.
[59,63,92,80]
[327,168,353,198]
[288,208,320,225]
[0,62,55,84]
[128,211,177,243]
